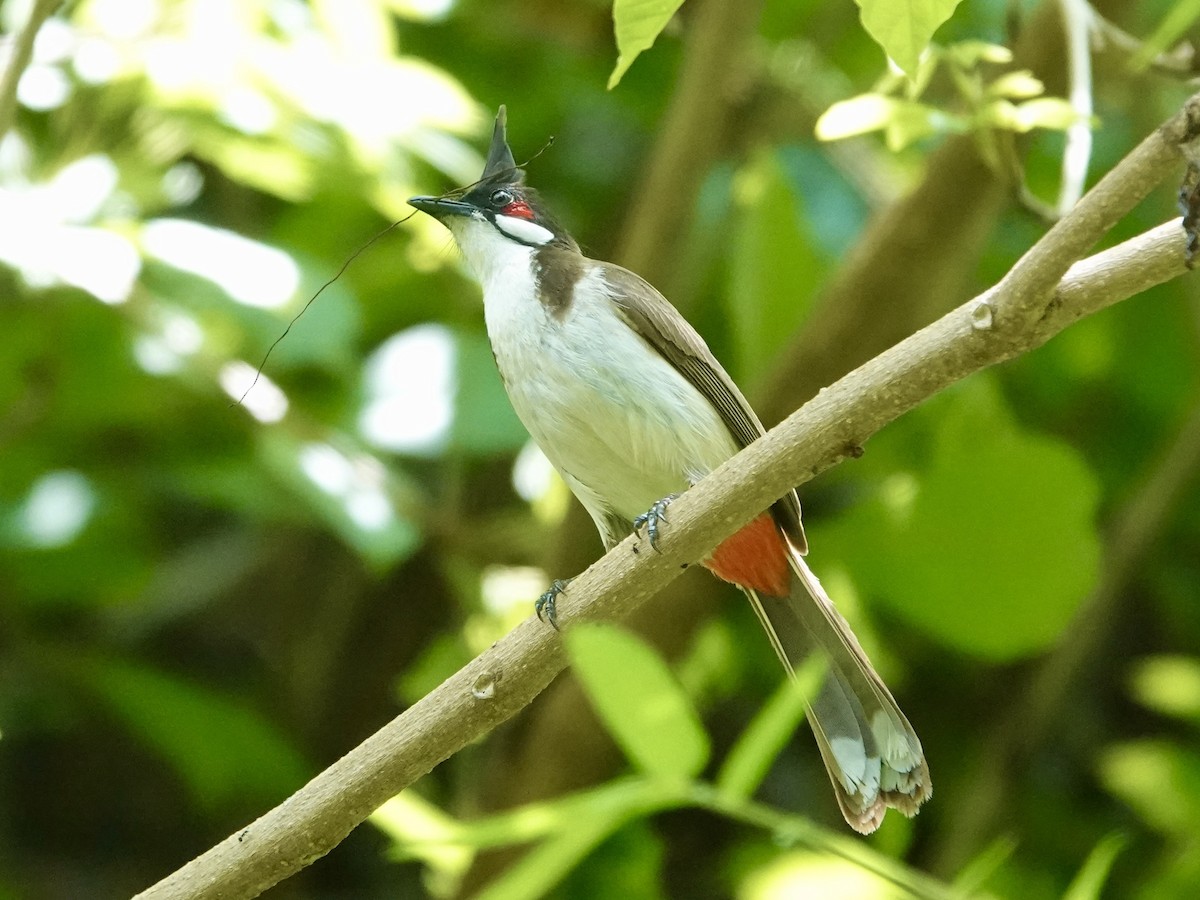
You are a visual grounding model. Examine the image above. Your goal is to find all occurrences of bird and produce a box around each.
[408,106,930,833]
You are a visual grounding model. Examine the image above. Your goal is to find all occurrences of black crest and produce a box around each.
[481,105,523,185]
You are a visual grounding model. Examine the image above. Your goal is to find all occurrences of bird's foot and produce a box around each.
[633,493,680,552]
[535,578,573,630]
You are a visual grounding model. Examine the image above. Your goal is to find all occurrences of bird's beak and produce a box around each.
[408,195,476,220]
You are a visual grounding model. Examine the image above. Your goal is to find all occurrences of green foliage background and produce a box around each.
[2,0,1200,897]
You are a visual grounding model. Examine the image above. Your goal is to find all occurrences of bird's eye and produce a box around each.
[490,189,513,206]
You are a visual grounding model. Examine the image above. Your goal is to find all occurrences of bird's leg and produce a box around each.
[535,578,573,630]
[633,492,681,552]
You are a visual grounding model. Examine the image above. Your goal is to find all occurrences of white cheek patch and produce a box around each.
[494,215,554,246]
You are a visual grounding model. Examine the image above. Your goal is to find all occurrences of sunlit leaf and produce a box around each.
[608,0,688,89]
[566,623,709,778]
[853,0,966,75]
[818,94,960,149]
[816,94,898,142]
[943,40,1013,67]
[1099,740,1200,835]
[1129,655,1200,724]
[980,97,1085,133]
[371,791,474,891]
[1063,832,1128,900]
[985,70,1045,100]
[740,850,905,899]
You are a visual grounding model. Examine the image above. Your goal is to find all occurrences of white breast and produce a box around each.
[478,251,739,542]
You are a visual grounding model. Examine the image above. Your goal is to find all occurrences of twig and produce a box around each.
[1058,0,1095,214]
[134,90,1200,900]
[0,0,62,143]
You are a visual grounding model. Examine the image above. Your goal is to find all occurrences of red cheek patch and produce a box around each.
[502,200,535,220]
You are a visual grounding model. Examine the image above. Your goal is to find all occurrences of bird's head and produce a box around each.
[409,106,577,281]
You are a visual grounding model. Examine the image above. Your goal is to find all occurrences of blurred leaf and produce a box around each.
[371,791,474,894]
[312,0,394,59]
[189,129,319,202]
[716,659,820,799]
[853,0,966,74]
[985,70,1045,100]
[374,778,685,900]
[608,0,688,89]
[739,850,908,900]
[819,376,1102,660]
[1129,655,1200,725]
[261,262,362,374]
[952,835,1018,895]
[726,151,822,387]
[474,784,680,900]
[80,656,309,811]
[1099,740,1200,835]
[816,94,902,141]
[449,329,530,455]
[395,633,471,705]
[816,95,961,150]
[566,623,710,778]
[816,94,900,141]
[258,431,422,571]
[1062,832,1127,900]
[943,40,1013,67]
[979,98,1085,134]
[379,777,680,858]
[559,820,669,900]
[1130,0,1200,71]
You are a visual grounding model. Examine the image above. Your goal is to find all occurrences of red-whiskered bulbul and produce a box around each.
[409,107,930,833]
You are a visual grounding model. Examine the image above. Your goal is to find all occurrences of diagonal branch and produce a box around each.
[134,93,1200,900]
[0,0,62,143]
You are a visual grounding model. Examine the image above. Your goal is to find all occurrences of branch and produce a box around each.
[134,93,1200,900]
[0,0,62,143]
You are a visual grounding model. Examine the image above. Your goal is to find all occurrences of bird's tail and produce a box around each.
[743,544,931,833]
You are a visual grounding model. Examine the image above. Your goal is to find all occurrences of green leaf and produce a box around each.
[81,656,309,811]
[608,0,688,89]
[1129,655,1200,725]
[979,97,1085,134]
[1099,740,1200,835]
[566,623,710,778]
[557,820,668,900]
[716,659,820,798]
[378,778,687,900]
[1130,0,1200,72]
[258,431,422,572]
[725,151,822,387]
[818,376,1102,660]
[853,0,966,75]
[985,70,1045,100]
[816,95,959,150]
[943,40,1013,67]
[449,329,530,455]
[1063,832,1128,900]
[815,94,899,142]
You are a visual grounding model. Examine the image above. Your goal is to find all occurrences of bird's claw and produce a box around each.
[633,493,680,552]
[535,578,572,630]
